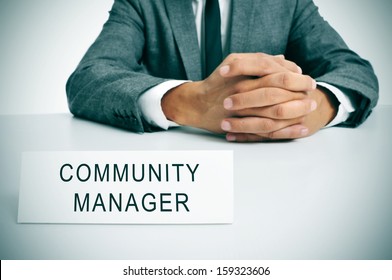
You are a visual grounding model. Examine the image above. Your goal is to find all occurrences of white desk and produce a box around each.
[1,106,391,260]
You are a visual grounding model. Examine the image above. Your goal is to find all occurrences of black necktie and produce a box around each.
[204,0,222,78]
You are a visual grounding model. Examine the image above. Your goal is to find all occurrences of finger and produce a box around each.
[274,54,285,59]
[273,55,302,74]
[266,124,310,139]
[224,52,289,64]
[232,72,316,93]
[226,124,310,142]
[260,99,317,119]
[223,53,301,73]
[221,116,303,134]
[227,98,317,119]
[261,72,316,91]
[223,88,307,110]
[226,133,268,142]
[219,53,300,78]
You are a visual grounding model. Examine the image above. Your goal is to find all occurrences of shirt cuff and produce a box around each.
[317,82,355,128]
[137,80,189,130]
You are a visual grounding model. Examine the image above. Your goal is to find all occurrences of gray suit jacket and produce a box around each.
[66,0,379,133]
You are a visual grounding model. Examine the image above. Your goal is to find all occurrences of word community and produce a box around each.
[60,162,200,183]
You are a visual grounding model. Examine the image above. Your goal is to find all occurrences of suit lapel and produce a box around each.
[164,0,202,81]
[229,0,255,53]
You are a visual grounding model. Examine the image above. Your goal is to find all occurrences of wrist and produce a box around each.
[161,81,205,128]
[309,87,339,127]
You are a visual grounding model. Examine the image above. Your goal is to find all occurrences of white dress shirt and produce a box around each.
[138,0,354,130]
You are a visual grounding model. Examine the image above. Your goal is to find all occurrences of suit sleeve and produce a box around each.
[66,0,165,132]
[285,0,379,127]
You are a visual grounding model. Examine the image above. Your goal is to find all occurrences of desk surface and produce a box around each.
[1,106,392,260]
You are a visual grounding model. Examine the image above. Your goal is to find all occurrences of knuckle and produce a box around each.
[256,52,267,57]
[231,95,244,109]
[274,56,286,67]
[226,53,240,63]
[231,119,245,131]
[264,88,279,104]
[260,118,275,132]
[230,60,244,74]
[256,53,266,60]
[266,130,277,139]
[301,75,314,89]
[304,75,313,83]
[273,104,285,118]
[227,53,236,60]
[303,102,310,113]
[280,72,293,88]
[301,100,312,115]
[233,81,247,93]
[260,60,272,73]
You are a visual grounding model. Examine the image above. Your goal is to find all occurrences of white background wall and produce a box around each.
[0,0,391,115]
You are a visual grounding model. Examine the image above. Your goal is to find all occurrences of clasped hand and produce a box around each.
[162,53,337,142]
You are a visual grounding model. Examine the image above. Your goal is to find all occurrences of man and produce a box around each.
[66,0,378,142]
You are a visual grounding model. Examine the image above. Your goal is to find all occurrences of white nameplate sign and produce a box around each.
[18,151,233,224]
